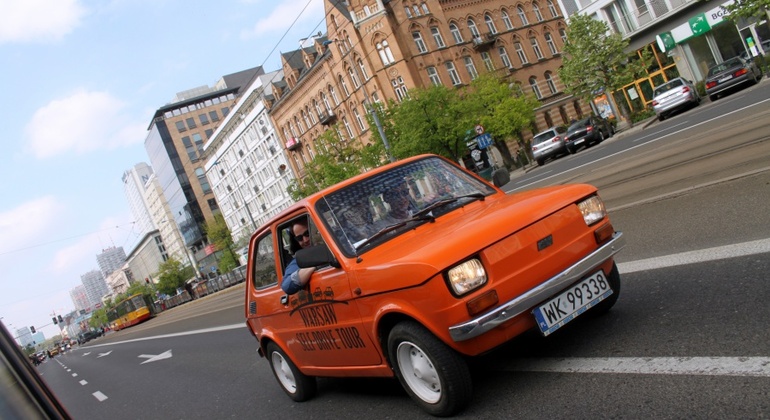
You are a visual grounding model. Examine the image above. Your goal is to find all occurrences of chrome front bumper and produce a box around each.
[448,231,625,342]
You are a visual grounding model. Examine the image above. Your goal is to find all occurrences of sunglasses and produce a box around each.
[294,230,310,240]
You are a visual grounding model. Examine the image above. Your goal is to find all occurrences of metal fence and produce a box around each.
[155,265,247,312]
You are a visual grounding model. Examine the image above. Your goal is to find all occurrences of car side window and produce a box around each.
[278,215,328,272]
[251,232,278,289]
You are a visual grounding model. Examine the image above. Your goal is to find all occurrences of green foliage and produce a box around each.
[721,0,770,22]
[204,213,239,273]
[156,257,193,295]
[287,126,386,200]
[89,308,108,329]
[462,75,540,143]
[559,14,650,102]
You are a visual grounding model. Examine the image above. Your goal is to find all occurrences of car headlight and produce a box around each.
[577,195,607,226]
[446,258,487,295]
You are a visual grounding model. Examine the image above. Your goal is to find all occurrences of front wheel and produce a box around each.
[266,342,317,402]
[388,322,472,417]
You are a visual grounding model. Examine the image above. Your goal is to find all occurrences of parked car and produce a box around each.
[530,126,567,166]
[651,77,700,121]
[245,154,625,416]
[564,116,614,153]
[705,56,762,101]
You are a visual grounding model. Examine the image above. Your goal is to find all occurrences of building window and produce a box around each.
[404,6,412,18]
[357,58,369,80]
[431,27,446,48]
[329,86,340,105]
[530,77,543,99]
[467,18,480,38]
[313,99,323,118]
[445,61,462,86]
[517,6,529,26]
[182,136,197,161]
[209,111,219,122]
[339,75,350,96]
[392,77,408,101]
[421,2,429,14]
[377,40,395,65]
[515,42,529,64]
[342,117,355,138]
[222,106,230,116]
[559,28,567,43]
[321,92,332,112]
[545,71,558,94]
[545,32,558,55]
[295,116,304,134]
[199,113,210,125]
[485,14,497,34]
[413,31,428,53]
[531,37,544,60]
[501,10,514,30]
[302,110,311,128]
[348,67,361,88]
[548,0,559,17]
[449,23,463,44]
[464,57,479,80]
[175,121,186,132]
[533,2,544,22]
[499,47,512,68]
[186,117,196,129]
[413,5,421,16]
[353,107,367,131]
[426,66,441,85]
[481,52,494,71]
[195,168,211,194]
[205,128,213,139]
[306,106,316,125]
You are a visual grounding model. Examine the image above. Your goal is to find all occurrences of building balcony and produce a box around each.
[285,137,301,151]
[471,33,497,51]
[319,111,337,126]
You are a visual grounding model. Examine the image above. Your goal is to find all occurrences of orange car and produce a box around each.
[245,154,625,416]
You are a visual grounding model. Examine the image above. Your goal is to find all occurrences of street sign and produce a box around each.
[477,133,493,149]
[475,124,485,135]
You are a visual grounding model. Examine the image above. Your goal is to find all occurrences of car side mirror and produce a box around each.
[296,244,340,269]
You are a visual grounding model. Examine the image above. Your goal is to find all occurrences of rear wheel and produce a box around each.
[388,322,472,417]
[266,342,317,402]
[658,114,665,122]
[710,94,718,102]
[536,158,544,166]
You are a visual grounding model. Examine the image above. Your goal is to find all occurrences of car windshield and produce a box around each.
[654,79,684,95]
[315,156,496,256]
[708,58,742,76]
[532,130,557,145]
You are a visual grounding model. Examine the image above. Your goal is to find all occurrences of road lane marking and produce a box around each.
[79,380,88,385]
[502,357,770,377]
[618,238,770,273]
[93,391,108,402]
[138,350,173,364]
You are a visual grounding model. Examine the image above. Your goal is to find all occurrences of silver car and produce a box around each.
[531,126,567,166]
[651,77,700,121]
[705,56,762,101]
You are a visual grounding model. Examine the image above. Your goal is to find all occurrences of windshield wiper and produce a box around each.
[411,193,486,219]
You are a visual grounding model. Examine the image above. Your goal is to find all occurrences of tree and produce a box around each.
[722,0,770,22]
[287,125,386,200]
[387,85,468,161]
[558,14,649,126]
[204,213,239,273]
[156,257,192,295]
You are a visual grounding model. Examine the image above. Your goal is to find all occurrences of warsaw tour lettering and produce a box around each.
[295,303,366,351]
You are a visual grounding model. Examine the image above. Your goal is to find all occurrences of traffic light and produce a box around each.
[52,317,57,325]
[30,326,36,334]
[58,315,64,324]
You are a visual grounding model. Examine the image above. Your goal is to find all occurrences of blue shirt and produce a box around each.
[281,258,303,294]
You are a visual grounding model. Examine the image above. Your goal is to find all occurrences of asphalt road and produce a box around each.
[36,80,770,419]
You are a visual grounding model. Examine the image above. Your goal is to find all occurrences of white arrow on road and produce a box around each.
[97,351,112,358]
[82,352,91,356]
[138,350,172,364]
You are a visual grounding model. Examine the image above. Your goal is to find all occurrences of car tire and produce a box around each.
[567,146,574,154]
[388,321,472,417]
[266,342,317,402]
[536,158,544,166]
[710,94,718,102]
[598,131,605,143]
[658,114,665,122]
[589,263,621,316]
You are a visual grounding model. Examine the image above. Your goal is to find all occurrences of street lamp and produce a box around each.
[322,39,395,162]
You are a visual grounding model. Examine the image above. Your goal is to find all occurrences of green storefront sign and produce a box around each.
[657,0,734,52]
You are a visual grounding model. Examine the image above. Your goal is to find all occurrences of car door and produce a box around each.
[250,213,382,368]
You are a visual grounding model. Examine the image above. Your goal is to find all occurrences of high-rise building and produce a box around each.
[69,284,89,313]
[96,246,127,278]
[202,70,295,244]
[81,269,110,308]
[145,66,264,272]
[122,162,156,243]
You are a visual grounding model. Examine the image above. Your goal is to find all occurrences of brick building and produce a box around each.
[268,0,589,179]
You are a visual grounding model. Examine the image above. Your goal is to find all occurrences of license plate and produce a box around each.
[574,139,584,145]
[533,270,612,336]
[718,75,732,82]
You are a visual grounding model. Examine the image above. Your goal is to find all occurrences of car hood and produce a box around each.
[347,184,598,294]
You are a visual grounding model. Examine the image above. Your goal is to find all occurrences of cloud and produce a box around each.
[0,0,87,44]
[241,0,325,38]
[0,196,63,255]
[25,90,146,159]
[49,214,129,273]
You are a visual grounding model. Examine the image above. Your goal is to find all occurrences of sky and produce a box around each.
[0,0,326,340]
